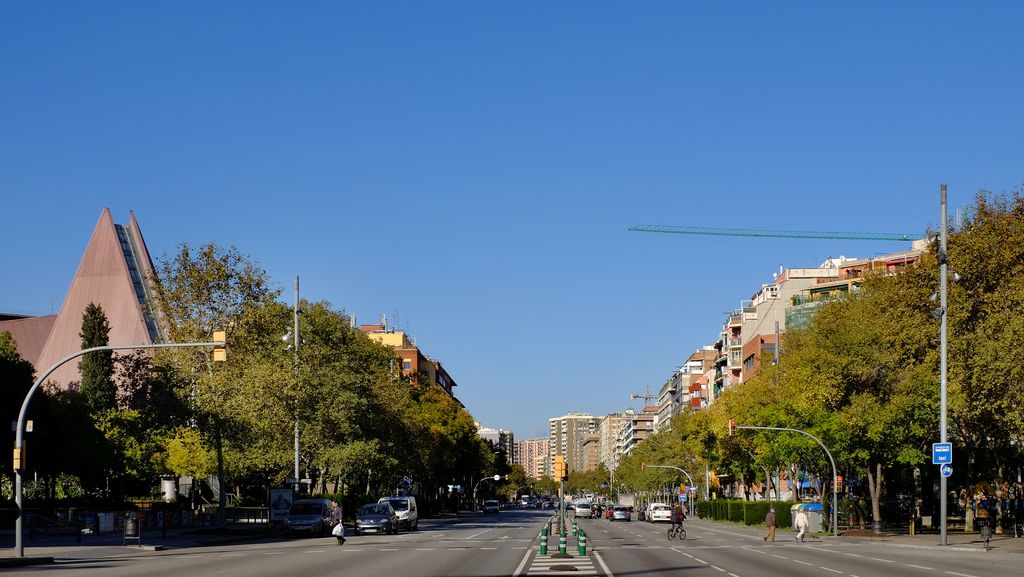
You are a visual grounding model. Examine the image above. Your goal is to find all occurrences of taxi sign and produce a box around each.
[932,442,952,464]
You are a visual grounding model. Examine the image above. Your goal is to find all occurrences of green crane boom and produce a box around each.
[627,224,919,242]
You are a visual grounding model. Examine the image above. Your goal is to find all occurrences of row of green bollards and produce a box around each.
[539,524,587,556]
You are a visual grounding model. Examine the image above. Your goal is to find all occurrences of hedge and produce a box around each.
[696,499,795,527]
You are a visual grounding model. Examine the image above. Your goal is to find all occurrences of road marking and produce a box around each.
[415,548,434,551]
[380,548,399,551]
[695,558,709,564]
[593,550,616,577]
[728,574,741,577]
[945,572,979,577]
[466,529,493,540]
[843,552,864,557]
[794,560,813,566]
[869,557,895,563]
[742,546,767,555]
[482,547,498,550]
[818,567,842,574]
[262,552,286,555]
[906,564,934,570]
[772,554,788,559]
[710,565,726,572]
[511,545,532,576]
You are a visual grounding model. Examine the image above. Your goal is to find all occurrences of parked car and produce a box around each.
[573,503,594,519]
[285,498,334,537]
[482,499,500,514]
[611,505,631,521]
[355,502,399,535]
[647,503,672,523]
[378,496,418,530]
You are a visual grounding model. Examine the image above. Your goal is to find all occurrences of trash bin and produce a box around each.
[125,516,139,538]
[792,503,823,533]
[804,503,823,533]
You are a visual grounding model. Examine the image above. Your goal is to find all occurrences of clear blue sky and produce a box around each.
[3,2,1022,440]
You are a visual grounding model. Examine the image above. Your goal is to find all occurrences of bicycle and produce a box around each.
[667,523,686,541]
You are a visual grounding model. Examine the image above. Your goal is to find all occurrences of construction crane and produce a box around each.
[628,224,920,242]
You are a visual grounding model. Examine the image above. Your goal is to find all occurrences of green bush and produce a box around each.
[696,499,795,527]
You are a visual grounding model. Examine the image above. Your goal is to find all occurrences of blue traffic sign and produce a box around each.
[932,442,953,464]
[940,464,953,478]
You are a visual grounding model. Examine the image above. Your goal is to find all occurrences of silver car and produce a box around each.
[355,502,399,535]
[611,505,631,521]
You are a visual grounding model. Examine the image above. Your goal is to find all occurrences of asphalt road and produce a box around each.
[577,515,1022,577]
[12,511,1024,577]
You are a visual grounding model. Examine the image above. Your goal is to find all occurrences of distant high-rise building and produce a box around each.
[513,438,550,479]
[476,423,514,458]
[598,411,635,470]
[548,413,600,476]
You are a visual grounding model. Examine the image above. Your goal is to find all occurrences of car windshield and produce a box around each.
[360,505,388,515]
[290,504,321,515]
[386,500,409,511]
[485,501,498,505]
[653,505,669,511]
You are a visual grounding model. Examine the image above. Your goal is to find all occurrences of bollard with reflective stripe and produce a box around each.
[540,525,549,555]
[572,521,578,537]
[578,529,587,555]
[559,531,567,555]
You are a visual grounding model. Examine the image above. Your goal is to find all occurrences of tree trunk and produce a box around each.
[216,427,226,528]
[866,462,883,533]
[912,466,922,534]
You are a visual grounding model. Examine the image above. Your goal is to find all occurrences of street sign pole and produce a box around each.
[939,184,949,546]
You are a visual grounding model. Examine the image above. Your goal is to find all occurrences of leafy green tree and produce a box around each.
[0,332,35,496]
[79,303,116,413]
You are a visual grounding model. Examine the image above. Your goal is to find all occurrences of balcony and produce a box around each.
[728,337,742,348]
[728,314,742,327]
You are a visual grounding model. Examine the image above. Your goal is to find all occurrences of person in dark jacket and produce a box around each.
[670,503,684,533]
[764,506,777,542]
[331,501,345,545]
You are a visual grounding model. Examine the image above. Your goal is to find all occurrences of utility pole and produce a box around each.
[939,185,949,546]
[293,276,301,485]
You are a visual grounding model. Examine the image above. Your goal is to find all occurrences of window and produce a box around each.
[402,359,412,370]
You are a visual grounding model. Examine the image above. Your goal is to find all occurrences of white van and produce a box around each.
[378,496,418,530]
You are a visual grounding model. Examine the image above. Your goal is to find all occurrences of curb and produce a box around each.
[0,556,55,568]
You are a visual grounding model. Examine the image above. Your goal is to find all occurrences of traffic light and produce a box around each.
[834,475,843,493]
[553,455,568,481]
[213,330,227,362]
[728,419,737,436]
[680,484,687,494]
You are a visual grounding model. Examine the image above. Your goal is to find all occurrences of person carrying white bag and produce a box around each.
[331,500,346,545]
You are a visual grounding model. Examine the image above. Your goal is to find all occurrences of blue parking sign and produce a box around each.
[932,442,952,464]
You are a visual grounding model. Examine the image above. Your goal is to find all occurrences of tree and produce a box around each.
[79,303,116,413]
[0,332,34,496]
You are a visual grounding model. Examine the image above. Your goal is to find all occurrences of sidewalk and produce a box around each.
[836,528,1024,554]
[0,514,471,568]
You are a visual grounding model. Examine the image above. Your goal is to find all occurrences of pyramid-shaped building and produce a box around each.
[0,209,164,388]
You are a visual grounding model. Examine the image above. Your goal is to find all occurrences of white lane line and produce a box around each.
[818,567,842,574]
[794,560,813,566]
[906,564,934,570]
[844,552,864,557]
[728,574,741,577]
[772,554,788,559]
[695,558,709,565]
[593,550,616,577]
[380,548,399,551]
[465,528,493,540]
[481,547,498,550]
[869,557,895,563]
[262,552,286,555]
[415,548,434,551]
[710,566,726,572]
[945,572,979,577]
[742,546,767,555]
[511,545,532,577]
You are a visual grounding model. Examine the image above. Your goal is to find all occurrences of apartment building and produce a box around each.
[513,438,550,479]
[618,405,658,456]
[598,411,635,471]
[548,413,601,476]
[361,324,459,398]
[477,423,514,458]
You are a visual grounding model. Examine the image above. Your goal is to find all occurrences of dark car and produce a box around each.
[285,498,333,537]
[482,499,500,514]
[355,502,399,535]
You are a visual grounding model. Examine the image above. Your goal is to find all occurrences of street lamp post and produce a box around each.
[735,425,838,537]
[642,464,696,519]
[473,474,502,509]
[938,184,949,546]
[13,337,225,558]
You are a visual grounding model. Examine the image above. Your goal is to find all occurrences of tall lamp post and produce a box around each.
[937,185,950,546]
[473,475,502,508]
[12,336,226,558]
[641,464,696,519]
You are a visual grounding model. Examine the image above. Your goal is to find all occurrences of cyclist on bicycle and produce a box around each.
[670,502,685,534]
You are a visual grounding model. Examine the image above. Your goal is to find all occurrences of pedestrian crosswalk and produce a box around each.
[524,554,598,576]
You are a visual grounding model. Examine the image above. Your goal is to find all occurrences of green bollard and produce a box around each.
[540,525,549,555]
[559,531,567,555]
[578,529,587,555]
[572,521,578,537]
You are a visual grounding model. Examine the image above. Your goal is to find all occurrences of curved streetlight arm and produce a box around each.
[14,339,223,558]
[736,425,838,537]
[642,464,696,518]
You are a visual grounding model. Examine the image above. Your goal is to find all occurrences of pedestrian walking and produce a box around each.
[330,500,346,545]
[794,508,809,542]
[764,506,777,542]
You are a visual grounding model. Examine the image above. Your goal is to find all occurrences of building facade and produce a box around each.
[547,413,600,476]
[513,438,550,479]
